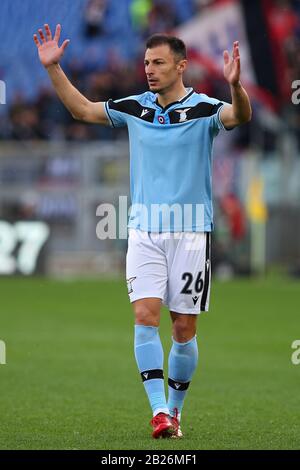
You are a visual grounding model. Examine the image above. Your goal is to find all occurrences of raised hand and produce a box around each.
[33,24,70,68]
[223,41,241,86]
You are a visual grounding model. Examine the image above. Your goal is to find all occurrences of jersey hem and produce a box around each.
[127,224,213,232]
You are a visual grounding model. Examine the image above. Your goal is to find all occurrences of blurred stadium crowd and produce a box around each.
[0,0,299,147]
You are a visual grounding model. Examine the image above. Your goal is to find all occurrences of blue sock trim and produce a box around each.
[171,335,197,347]
[134,325,158,345]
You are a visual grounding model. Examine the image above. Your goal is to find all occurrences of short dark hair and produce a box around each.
[146,34,187,61]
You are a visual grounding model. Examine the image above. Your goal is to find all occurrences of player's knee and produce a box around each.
[134,304,159,327]
[172,317,196,343]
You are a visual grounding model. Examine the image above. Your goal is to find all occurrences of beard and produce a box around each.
[148,83,164,94]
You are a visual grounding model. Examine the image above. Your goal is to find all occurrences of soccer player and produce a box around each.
[34,24,251,439]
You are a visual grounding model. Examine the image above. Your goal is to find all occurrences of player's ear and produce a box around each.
[177,59,187,74]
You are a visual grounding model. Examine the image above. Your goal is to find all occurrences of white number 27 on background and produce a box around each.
[0,221,50,275]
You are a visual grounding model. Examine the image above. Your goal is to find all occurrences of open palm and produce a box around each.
[223,41,241,86]
[33,24,70,68]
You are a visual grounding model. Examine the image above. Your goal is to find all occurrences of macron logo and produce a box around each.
[141,109,149,117]
[143,372,149,379]
[174,383,181,390]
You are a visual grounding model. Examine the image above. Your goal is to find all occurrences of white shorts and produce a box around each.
[126,229,211,314]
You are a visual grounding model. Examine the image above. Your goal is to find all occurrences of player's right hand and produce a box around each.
[33,24,70,68]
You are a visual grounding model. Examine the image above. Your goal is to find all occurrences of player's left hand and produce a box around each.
[223,41,241,86]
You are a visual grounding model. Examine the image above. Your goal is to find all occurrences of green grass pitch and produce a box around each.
[0,276,299,450]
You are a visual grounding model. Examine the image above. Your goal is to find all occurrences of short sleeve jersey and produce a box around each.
[104,88,229,232]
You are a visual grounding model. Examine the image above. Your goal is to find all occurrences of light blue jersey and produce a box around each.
[104,88,229,232]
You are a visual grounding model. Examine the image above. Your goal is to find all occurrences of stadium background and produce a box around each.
[0,0,299,450]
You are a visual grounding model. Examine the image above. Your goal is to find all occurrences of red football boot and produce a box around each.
[170,416,183,438]
[150,413,175,439]
[166,408,184,439]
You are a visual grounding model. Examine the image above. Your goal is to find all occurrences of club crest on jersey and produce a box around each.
[127,276,136,294]
[175,108,191,122]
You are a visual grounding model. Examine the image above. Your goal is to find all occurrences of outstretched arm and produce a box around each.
[220,41,252,129]
[33,24,109,125]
